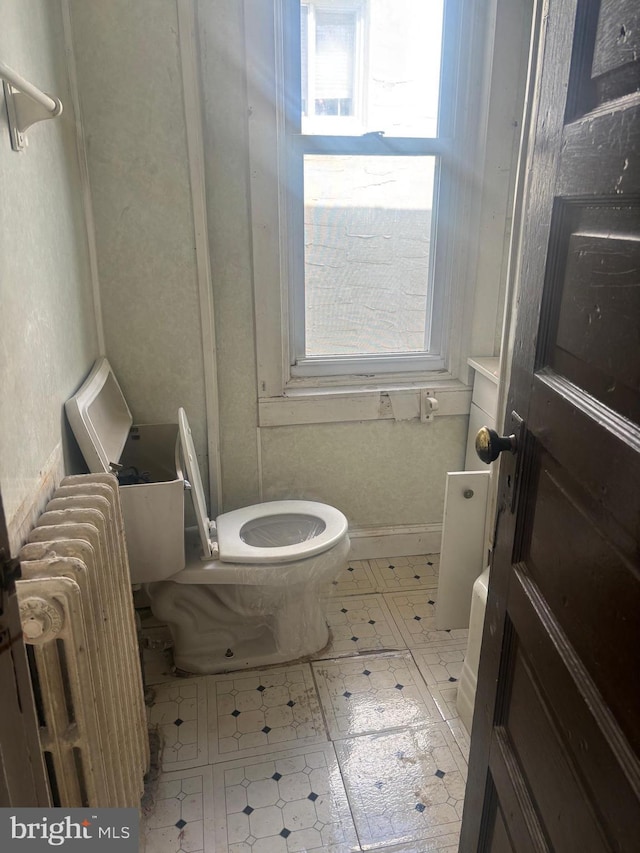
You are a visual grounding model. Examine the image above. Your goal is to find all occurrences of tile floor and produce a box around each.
[140,556,470,853]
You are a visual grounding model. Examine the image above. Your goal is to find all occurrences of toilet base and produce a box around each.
[145,537,349,674]
[148,581,330,674]
[175,621,330,674]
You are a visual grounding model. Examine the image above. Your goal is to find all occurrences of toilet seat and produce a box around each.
[178,408,348,565]
[216,500,348,564]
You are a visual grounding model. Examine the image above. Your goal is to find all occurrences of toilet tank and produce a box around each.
[65,358,185,583]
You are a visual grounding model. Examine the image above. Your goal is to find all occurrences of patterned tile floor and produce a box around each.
[140,554,470,852]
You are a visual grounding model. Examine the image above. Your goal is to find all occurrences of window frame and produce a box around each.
[245,0,494,420]
[288,0,457,378]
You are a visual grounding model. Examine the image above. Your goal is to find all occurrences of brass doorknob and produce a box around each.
[475,426,518,464]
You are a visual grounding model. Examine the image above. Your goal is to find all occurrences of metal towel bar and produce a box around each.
[0,59,63,151]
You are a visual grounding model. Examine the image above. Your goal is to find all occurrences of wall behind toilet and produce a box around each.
[69,0,211,506]
[199,0,467,528]
[198,0,528,531]
[198,0,502,529]
[66,0,524,536]
[0,0,527,563]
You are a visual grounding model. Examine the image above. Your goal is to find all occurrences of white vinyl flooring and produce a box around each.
[140,556,470,853]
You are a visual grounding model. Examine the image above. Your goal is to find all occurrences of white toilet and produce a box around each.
[66,359,350,674]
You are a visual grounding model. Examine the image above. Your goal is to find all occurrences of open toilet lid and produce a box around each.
[178,407,215,558]
[65,358,133,473]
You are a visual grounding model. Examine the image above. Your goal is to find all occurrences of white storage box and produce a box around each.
[65,359,185,583]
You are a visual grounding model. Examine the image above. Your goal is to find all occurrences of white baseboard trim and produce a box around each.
[348,523,443,561]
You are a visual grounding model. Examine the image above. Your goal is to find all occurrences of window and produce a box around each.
[245,0,495,414]
[288,0,451,378]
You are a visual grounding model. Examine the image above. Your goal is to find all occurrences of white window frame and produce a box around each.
[245,0,495,424]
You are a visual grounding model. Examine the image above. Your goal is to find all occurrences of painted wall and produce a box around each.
[197,1,474,530]
[68,0,210,502]
[62,0,527,539]
[0,0,100,552]
[259,418,467,528]
[197,0,261,511]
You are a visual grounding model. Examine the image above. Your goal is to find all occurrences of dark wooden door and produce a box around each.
[460,1,640,850]
[0,493,50,807]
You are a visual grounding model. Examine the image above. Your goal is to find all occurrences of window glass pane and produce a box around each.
[315,11,356,111]
[300,0,445,137]
[303,155,436,357]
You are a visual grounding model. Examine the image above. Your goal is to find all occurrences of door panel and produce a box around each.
[529,372,639,535]
[549,208,640,422]
[505,645,607,851]
[590,0,640,105]
[460,0,640,849]
[527,453,639,748]
[507,567,639,844]
[488,806,515,853]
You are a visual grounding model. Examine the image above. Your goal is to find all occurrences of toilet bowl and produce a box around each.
[66,359,350,674]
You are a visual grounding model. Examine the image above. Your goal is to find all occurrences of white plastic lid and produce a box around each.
[178,407,215,558]
[65,358,133,473]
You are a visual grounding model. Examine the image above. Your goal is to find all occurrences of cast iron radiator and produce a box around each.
[16,473,149,807]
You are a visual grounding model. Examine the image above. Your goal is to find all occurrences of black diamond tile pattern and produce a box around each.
[165,569,466,849]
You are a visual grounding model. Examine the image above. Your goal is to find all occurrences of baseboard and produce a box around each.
[348,523,442,561]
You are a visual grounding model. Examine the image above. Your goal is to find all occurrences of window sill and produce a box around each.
[258,378,472,427]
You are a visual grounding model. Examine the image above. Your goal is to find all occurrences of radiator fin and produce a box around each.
[17,473,149,807]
